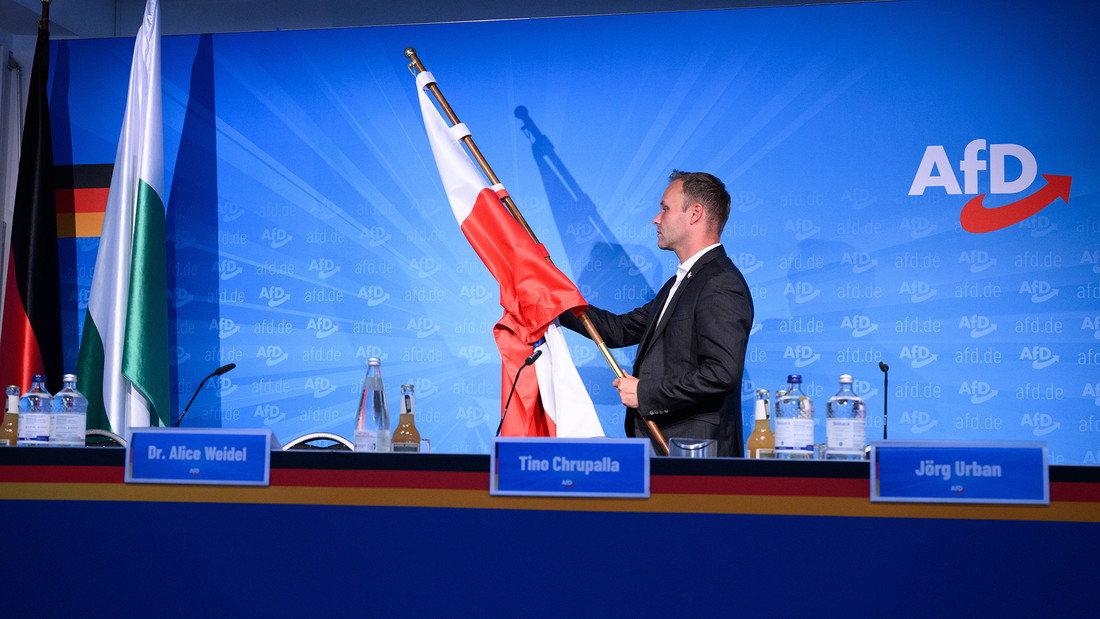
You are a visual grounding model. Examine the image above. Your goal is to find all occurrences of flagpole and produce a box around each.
[38,0,50,30]
[406,47,669,455]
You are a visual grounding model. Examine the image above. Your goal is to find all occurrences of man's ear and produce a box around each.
[689,202,704,225]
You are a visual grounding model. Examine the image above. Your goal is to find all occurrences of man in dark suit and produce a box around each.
[561,171,754,457]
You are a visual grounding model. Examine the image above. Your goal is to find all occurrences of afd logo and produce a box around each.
[169,287,194,308]
[1083,317,1100,340]
[749,321,763,336]
[407,317,439,338]
[1082,250,1100,274]
[355,345,388,363]
[899,410,937,433]
[172,230,195,249]
[841,252,877,274]
[262,227,293,248]
[909,139,1072,233]
[413,378,438,399]
[358,285,390,306]
[174,346,191,365]
[784,281,820,304]
[218,201,245,222]
[256,344,289,366]
[306,377,337,398]
[259,286,291,307]
[784,218,820,240]
[77,237,100,253]
[566,222,601,244]
[457,405,487,428]
[959,315,998,338]
[1019,280,1058,303]
[253,404,285,425]
[783,344,820,368]
[841,187,877,210]
[900,345,937,368]
[958,250,996,273]
[362,225,392,247]
[899,216,936,239]
[1020,412,1060,436]
[731,190,763,212]
[1020,346,1059,369]
[732,252,763,275]
[1083,383,1100,405]
[217,376,237,397]
[571,344,596,365]
[460,284,491,306]
[216,259,243,280]
[307,317,338,338]
[409,257,440,278]
[458,345,492,366]
[841,314,878,338]
[853,379,878,401]
[899,280,937,303]
[71,288,91,311]
[959,380,998,404]
[309,258,340,279]
[619,253,654,276]
[211,318,240,339]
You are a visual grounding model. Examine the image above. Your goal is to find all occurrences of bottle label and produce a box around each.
[827,418,867,452]
[17,412,51,445]
[353,430,378,452]
[775,418,814,450]
[51,413,86,446]
[392,442,419,453]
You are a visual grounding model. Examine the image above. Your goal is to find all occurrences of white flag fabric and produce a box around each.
[77,0,170,433]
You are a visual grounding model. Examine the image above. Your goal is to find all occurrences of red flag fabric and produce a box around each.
[1,27,64,394]
[415,70,603,437]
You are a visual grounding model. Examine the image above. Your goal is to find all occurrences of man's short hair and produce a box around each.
[669,170,731,235]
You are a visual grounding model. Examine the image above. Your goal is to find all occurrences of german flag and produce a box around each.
[0,26,63,394]
[55,164,112,238]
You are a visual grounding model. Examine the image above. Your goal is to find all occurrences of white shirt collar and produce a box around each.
[678,243,722,275]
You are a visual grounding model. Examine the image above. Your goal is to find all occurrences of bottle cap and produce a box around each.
[786,374,802,383]
[755,388,769,398]
[63,374,77,382]
[401,384,414,390]
[839,374,853,383]
[32,374,46,382]
[367,358,381,366]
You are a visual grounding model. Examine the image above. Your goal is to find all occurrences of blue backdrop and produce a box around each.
[48,0,1100,463]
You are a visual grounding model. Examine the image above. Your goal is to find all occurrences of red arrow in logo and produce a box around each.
[959,174,1072,233]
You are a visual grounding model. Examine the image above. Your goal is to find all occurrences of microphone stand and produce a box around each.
[175,364,236,427]
[496,350,541,437]
[879,361,889,440]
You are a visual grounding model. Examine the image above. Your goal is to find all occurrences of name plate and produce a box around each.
[126,428,279,486]
[870,440,1048,504]
[491,437,650,498]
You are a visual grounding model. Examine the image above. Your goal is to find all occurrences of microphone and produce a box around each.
[878,361,889,440]
[175,363,236,427]
[496,350,543,437]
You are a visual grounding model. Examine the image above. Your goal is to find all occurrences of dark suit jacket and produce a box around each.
[562,246,754,457]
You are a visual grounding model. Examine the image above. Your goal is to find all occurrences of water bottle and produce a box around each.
[353,358,390,452]
[51,374,89,447]
[17,375,52,446]
[826,374,866,460]
[774,375,814,454]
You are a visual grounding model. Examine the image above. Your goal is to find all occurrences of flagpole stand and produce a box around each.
[406,47,669,455]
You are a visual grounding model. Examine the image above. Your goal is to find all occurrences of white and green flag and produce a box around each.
[77,0,169,432]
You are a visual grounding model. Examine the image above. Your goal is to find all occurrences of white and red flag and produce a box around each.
[414,70,604,438]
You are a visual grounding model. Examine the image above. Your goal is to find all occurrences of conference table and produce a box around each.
[2,446,1096,617]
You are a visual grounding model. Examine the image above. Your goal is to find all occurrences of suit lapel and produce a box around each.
[637,247,726,362]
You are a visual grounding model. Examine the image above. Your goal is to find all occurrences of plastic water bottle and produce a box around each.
[826,374,866,460]
[51,374,88,447]
[353,358,390,452]
[17,375,52,446]
[775,375,814,454]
